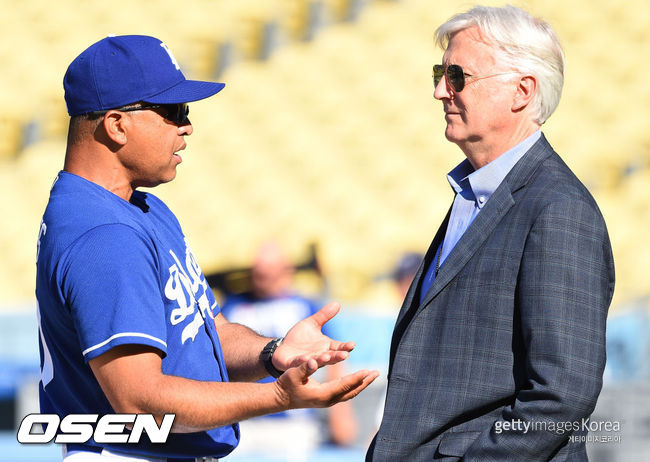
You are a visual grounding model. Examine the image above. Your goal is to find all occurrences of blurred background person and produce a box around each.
[391,252,424,300]
[220,242,359,460]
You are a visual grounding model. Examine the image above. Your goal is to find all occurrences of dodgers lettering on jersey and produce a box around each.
[35,171,239,459]
[166,239,214,345]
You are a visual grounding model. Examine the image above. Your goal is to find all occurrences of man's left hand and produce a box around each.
[272,302,355,371]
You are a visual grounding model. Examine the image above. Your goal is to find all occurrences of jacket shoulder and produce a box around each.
[518,147,604,221]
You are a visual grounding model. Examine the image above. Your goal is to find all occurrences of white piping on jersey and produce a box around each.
[82,332,167,357]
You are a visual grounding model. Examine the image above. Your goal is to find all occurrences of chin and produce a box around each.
[445,123,474,146]
[163,172,178,184]
[444,126,463,144]
[153,171,177,186]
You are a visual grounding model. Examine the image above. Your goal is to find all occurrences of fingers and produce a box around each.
[310,302,356,352]
[278,364,380,411]
[315,350,348,366]
[328,369,380,404]
[308,301,341,328]
[274,360,319,408]
[288,350,351,370]
[330,340,356,352]
[290,358,319,383]
[328,350,349,362]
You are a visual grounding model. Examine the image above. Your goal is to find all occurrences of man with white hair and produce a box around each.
[367,6,614,461]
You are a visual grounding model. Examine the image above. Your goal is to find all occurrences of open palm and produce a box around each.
[272,302,356,371]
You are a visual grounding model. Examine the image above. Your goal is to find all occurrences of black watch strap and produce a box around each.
[260,337,284,378]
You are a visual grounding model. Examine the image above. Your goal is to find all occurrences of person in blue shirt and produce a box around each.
[367,5,614,461]
[35,34,378,462]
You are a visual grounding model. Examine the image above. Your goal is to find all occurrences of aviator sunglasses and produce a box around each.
[432,64,514,92]
[89,103,190,125]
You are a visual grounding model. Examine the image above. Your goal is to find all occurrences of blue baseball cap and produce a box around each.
[64,35,225,116]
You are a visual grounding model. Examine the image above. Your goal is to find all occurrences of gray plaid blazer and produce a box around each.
[367,135,615,461]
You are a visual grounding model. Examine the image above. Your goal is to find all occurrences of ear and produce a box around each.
[512,75,537,112]
[102,111,129,146]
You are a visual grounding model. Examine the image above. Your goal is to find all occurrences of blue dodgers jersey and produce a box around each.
[35,171,239,459]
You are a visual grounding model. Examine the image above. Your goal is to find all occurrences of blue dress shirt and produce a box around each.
[420,130,542,303]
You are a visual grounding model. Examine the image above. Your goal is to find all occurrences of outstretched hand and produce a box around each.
[272,302,356,372]
[274,357,379,410]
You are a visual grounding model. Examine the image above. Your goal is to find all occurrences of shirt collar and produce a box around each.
[446,130,542,209]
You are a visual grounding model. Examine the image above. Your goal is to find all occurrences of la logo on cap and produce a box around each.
[160,42,181,71]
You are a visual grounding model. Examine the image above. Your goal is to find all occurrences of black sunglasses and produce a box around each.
[88,103,190,125]
[119,103,190,125]
[432,64,514,93]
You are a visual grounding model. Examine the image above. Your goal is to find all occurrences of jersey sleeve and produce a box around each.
[59,223,168,362]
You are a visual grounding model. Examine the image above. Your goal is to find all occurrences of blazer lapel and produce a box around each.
[419,134,554,308]
[388,135,555,370]
[419,185,515,306]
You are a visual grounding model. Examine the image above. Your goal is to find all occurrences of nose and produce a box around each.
[179,120,193,136]
[433,74,451,100]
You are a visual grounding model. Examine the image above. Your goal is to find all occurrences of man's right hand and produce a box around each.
[273,358,379,410]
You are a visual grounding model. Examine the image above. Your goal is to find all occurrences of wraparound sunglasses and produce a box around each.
[89,103,190,125]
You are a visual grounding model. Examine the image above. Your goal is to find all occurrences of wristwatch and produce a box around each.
[260,337,284,378]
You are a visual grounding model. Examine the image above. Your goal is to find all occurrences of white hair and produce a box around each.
[435,5,565,125]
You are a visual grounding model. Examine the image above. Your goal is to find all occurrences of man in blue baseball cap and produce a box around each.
[35,35,378,462]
